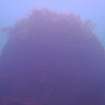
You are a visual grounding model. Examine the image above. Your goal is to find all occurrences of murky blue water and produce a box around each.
[0,1,105,105]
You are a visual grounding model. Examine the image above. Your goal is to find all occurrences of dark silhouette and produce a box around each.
[0,9,105,105]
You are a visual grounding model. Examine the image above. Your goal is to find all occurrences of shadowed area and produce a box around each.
[0,9,105,105]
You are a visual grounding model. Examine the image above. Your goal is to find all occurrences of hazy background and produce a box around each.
[0,0,105,51]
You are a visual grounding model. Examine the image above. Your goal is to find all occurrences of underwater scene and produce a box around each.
[0,0,105,105]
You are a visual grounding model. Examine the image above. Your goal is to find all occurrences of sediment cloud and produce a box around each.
[0,9,105,105]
